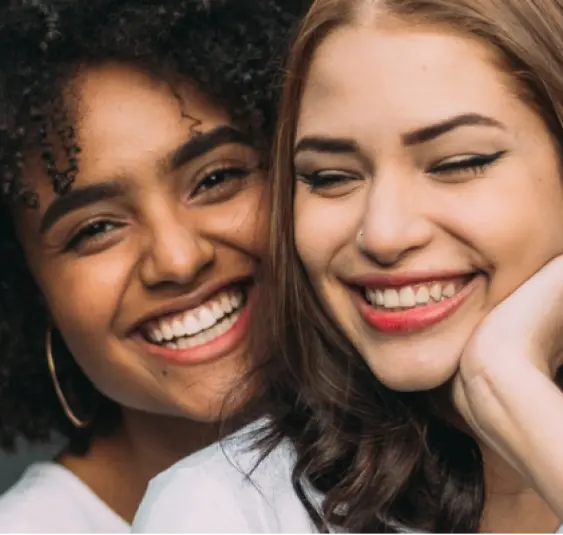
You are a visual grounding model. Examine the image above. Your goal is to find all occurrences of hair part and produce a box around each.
[252,0,563,531]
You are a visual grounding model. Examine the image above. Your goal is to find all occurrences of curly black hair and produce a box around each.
[0,0,306,454]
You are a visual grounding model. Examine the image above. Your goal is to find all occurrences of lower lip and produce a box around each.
[357,277,478,334]
[133,296,253,366]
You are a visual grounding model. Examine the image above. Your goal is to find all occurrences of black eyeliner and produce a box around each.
[432,150,506,174]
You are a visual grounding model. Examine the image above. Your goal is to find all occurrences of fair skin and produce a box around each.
[454,256,563,529]
[14,62,267,521]
[293,19,563,532]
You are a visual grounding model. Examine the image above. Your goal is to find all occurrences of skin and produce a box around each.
[293,20,563,532]
[13,62,268,521]
[454,255,563,531]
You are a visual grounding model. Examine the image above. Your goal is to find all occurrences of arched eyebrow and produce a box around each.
[293,113,505,171]
[294,137,372,171]
[39,181,127,235]
[162,125,251,172]
[401,113,505,146]
[39,125,252,235]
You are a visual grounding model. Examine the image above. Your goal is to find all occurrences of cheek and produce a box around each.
[210,180,270,255]
[38,252,132,369]
[293,185,361,276]
[34,252,141,403]
[441,166,563,298]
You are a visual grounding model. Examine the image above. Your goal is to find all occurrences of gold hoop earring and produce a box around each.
[46,327,91,429]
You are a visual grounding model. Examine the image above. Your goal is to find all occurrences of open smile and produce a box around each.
[133,280,253,365]
[352,273,480,334]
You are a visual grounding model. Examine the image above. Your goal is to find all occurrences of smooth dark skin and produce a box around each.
[13,62,268,522]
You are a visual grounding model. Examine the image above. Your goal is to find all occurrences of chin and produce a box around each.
[373,365,457,392]
[360,345,462,392]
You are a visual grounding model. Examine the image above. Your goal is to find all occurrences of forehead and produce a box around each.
[25,63,231,203]
[297,23,519,138]
[71,63,230,174]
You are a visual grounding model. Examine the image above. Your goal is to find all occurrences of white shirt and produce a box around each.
[133,421,563,534]
[0,461,130,533]
[133,423,317,533]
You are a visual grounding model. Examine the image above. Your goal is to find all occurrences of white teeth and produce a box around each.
[184,314,200,335]
[161,322,174,341]
[375,290,384,306]
[177,338,190,349]
[165,307,243,350]
[383,288,400,308]
[221,294,233,314]
[211,302,224,320]
[442,283,456,298]
[145,288,246,347]
[398,286,416,308]
[366,280,462,310]
[429,283,442,301]
[198,307,216,330]
[151,328,163,343]
[172,320,185,338]
[217,319,229,335]
[415,286,430,305]
[191,332,205,346]
[231,293,242,309]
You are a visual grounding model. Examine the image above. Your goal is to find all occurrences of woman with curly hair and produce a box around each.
[134,0,563,532]
[0,0,304,531]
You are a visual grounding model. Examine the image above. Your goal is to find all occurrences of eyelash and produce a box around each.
[65,220,125,251]
[65,165,254,251]
[297,151,505,190]
[430,151,505,177]
[296,171,360,190]
[192,165,252,198]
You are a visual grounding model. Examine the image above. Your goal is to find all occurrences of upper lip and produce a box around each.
[128,275,252,334]
[347,270,476,288]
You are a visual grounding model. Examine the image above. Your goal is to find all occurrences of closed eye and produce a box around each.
[296,170,361,190]
[430,151,506,179]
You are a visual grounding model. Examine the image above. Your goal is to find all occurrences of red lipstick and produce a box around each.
[356,274,478,334]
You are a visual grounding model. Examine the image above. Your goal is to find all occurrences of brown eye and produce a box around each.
[66,220,124,251]
[193,166,251,195]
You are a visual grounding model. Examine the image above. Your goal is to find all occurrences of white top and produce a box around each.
[0,461,130,533]
[133,421,563,534]
[132,423,317,533]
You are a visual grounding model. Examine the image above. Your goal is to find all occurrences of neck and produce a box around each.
[427,388,559,533]
[480,445,560,533]
[119,408,224,480]
[60,408,241,524]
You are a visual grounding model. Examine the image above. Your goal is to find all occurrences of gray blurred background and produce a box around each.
[0,438,63,494]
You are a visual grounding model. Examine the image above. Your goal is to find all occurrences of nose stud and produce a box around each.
[357,229,365,248]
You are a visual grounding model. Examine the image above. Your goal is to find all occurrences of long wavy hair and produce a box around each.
[251,0,563,532]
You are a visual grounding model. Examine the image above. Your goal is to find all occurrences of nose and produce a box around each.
[359,171,433,266]
[139,209,214,288]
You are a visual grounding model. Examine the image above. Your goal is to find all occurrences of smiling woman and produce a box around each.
[130,0,563,533]
[268,0,563,531]
[0,0,304,531]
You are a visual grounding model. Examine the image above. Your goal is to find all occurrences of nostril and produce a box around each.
[140,234,215,288]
